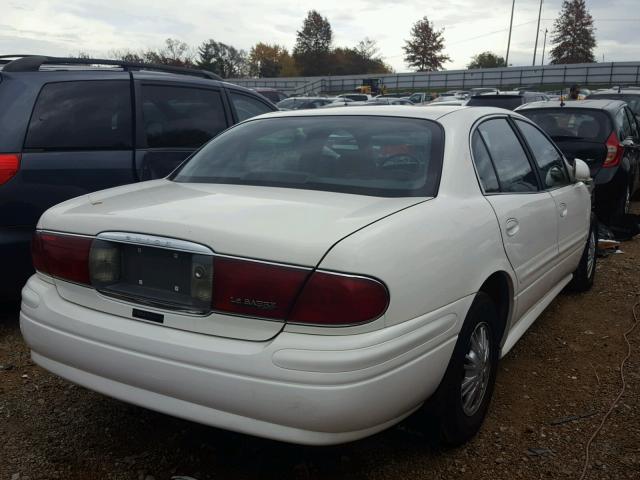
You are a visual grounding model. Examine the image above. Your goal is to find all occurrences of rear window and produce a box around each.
[518,108,611,142]
[466,96,524,110]
[25,81,132,150]
[587,93,640,116]
[172,116,444,197]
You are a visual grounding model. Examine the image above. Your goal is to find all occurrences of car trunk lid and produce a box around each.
[39,179,427,340]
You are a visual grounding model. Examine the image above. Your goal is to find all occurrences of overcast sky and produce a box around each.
[2,0,639,73]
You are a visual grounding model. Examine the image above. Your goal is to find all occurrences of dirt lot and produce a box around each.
[1,208,639,480]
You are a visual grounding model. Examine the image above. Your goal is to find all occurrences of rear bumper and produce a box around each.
[20,275,464,445]
[0,226,33,300]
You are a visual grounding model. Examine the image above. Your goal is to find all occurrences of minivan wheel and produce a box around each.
[566,214,597,293]
[432,292,499,446]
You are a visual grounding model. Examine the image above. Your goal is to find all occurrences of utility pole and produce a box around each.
[505,0,516,67]
[541,28,548,65]
[532,0,543,65]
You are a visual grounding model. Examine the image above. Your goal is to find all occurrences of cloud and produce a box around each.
[0,0,637,72]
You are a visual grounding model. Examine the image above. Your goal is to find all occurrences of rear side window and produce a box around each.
[625,108,640,139]
[588,93,640,116]
[25,81,132,150]
[518,108,611,142]
[230,92,273,121]
[515,120,570,189]
[173,116,444,197]
[477,118,538,192]
[141,86,227,148]
[471,131,500,193]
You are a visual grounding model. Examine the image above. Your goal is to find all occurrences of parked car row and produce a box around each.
[2,57,636,449]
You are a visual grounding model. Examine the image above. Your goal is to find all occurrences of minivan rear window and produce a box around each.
[518,108,611,142]
[172,116,444,197]
[466,95,524,110]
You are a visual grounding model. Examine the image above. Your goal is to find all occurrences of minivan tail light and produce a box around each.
[289,271,389,326]
[31,231,92,285]
[604,131,623,168]
[0,153,20,185]
[212,256,309,319]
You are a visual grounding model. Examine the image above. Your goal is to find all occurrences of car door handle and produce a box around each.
[558,203,568,217]
[505,218,520,237]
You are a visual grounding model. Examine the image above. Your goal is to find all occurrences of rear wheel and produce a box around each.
[566,215,597,292]
[430,292,500,446]
[624,185,631,215]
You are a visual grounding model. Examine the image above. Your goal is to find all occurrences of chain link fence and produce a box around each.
[228,62,640,95]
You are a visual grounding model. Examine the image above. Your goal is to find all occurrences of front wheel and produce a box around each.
[430,292,500,446]
[566,215,597,292]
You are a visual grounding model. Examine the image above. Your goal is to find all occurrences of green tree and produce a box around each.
[549,0,596,64]
[197,40,248,78]
[403,17,450,71]
[328,46,391,75]
[293,10,333,75]
[467,51,506,69]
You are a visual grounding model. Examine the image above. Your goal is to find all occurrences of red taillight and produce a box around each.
[0,153,20,185]
[604,131,623,168]
[289,271,389,326]
[210,257,389,326]
[212,256,309,319]
[31,231,92,284]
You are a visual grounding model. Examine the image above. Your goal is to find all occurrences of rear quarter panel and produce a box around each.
[316,110,516,330]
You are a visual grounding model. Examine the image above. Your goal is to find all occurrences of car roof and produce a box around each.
[250,105,517,122]
[516,99,627,111]
[590,88,640,96]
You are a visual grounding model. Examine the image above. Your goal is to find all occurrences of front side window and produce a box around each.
[515,120,570,189]
[173,116,444,197]
[25,81,132,150]
[141,85,227,148]
[230,92,273,121]
[477,118,538,193]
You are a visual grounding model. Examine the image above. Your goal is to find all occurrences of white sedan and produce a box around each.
[20,106,595,446]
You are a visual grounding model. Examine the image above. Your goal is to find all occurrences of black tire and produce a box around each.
[428,292,500,446]
[566,214,597,293]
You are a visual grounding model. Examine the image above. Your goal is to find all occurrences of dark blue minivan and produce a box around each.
[0,56,277,300]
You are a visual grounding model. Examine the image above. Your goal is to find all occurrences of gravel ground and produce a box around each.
[1,205,639,480]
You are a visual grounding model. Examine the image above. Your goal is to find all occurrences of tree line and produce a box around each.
[106,1,597,78]
[108,11,390,78]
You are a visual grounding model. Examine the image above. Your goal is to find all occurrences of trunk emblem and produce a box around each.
[230,297,277,311]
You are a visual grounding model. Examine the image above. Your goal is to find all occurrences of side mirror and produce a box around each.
[574,158,591,183]
[621,137,636,148]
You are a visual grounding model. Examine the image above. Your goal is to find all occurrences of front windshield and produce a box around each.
[172,115,444,197]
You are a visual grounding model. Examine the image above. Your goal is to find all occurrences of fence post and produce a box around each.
[609,63,613,85]
[396,75,399,91]
[636,65,640,85]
